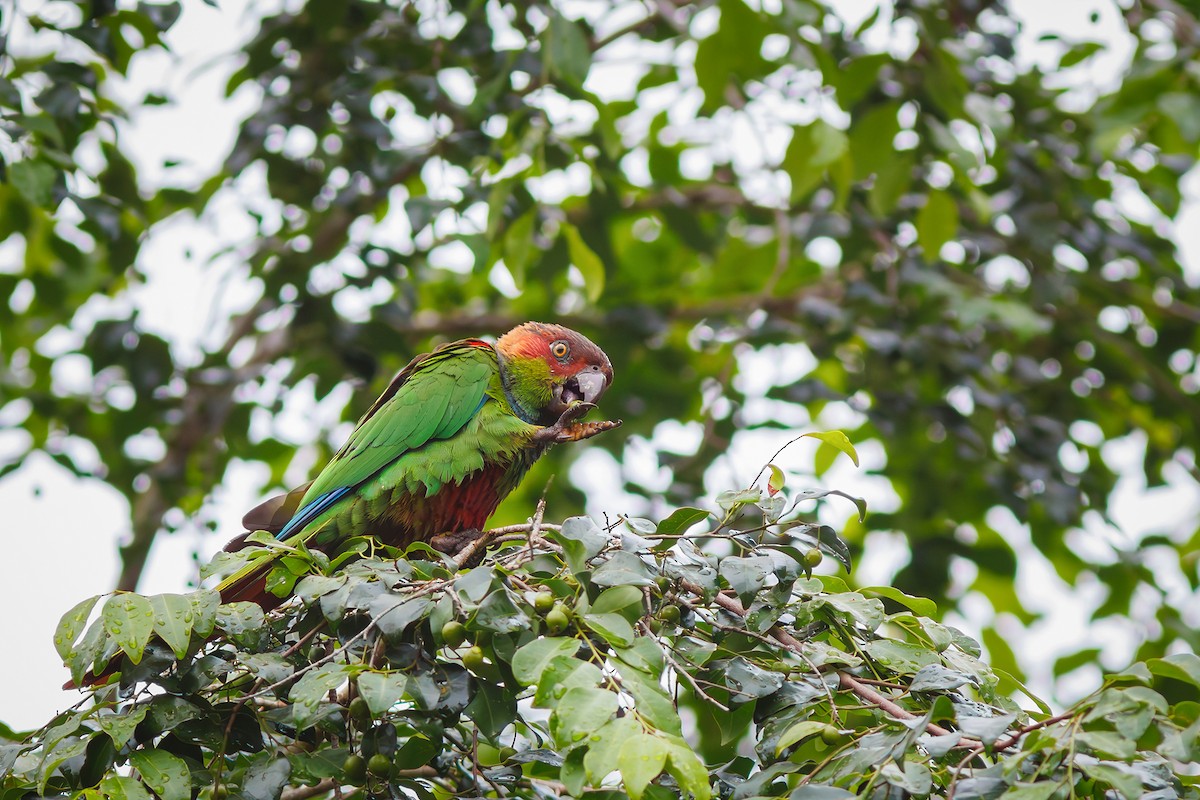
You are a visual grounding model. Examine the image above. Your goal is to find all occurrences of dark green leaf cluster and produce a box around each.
[6,469,1198,800]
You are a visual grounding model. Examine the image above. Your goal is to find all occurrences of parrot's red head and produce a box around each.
[496,322,614,425]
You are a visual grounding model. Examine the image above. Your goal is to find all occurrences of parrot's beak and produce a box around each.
[551,368,608,413]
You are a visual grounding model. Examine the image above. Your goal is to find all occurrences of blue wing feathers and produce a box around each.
[276,486,353,540]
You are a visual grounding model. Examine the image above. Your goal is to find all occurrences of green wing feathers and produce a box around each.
[300,343,496,506]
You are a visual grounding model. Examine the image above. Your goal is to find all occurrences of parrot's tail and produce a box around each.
[212,533,289,611]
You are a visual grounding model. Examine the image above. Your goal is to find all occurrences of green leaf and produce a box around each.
[616,637,666,674]
[869,150,915,216]
[189,590,219,637]
[243,755,292,800]
[216,601,265,636]
[100,774,153,800]
[881,761,932,795]
[665,741,711,800]
[656,507,711,535]
[1078,731,1136,760]
[129,750,191,800]
[787,524,854,572]
[101,594,155,665]
[54,595,100,661]
[693,0,771,112]
[512,638,582,685]
[616,664,683,735]
[562,223,605,302]
[466,679,517,739]
[619,733,668,800]
[473,589,531,633]
[849,103,901,181]
[716,487,761,511]
[957,713,1016,746]
[916,190,958,259]
[369,594,432,639]
[561,747,587,795]
[394,736,441,770]
[584,715,641,782]
[543,11,591,88]
[774,721,828,755]
[801,430,859,467]
[592,550,656,587]
[783,120,848,202]
[766,464,786,496]
[724,657,784,700]
[1077,760,1142,800]
[552,686,619,744]
[149,594,194,659]
[288,664,349,731]
[818,592,884,631]
[39,734,92,792]
[10,159,57,206]
[583,612,636,647]
[591,584,645,622]
[357,671,406,716]
[860,586,937,617]
[1059,40,1105,69]
[534,655,604,706]
[909,665,973,692]
[1001,783,1059,800]
[862,639,940,675]
[719,556,774,604]
[96,706,147,749]
[553,516,608,574]
[791,787,856,800]
[1147,653,1200,687]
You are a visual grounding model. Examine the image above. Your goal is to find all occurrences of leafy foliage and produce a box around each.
[5,464,1199,799]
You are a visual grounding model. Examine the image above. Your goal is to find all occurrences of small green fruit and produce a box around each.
[654,575,671,592]
[343,754,367,783]
[211,785,229,800]
[441,620,468,648]
[820,724,848,745]
[462,645,486,671]
[659,604,681,624]
[533,591,555,613]
[803,548,824,568]
[545,608,570,634]
[347,696,371,726]
[367,754,393,777]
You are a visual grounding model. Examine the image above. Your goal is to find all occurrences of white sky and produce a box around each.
[1,0,1198,731]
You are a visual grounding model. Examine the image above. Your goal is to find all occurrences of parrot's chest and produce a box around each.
[371,448,543,547]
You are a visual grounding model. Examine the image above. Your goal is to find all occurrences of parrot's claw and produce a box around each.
[535,403,622,444]
[431,528,485,555]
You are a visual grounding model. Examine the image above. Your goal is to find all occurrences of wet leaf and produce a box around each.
[101,594,155,665]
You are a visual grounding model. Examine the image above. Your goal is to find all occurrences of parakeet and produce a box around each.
[217,321,619,608]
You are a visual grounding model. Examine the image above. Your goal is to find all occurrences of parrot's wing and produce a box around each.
[275,339,497,541]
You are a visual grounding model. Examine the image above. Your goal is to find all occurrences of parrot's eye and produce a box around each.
[550,340,571,360]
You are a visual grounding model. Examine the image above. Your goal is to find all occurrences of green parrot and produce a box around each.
[217,321,619,607]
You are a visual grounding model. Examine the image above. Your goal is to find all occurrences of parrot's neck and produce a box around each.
[498,353,554,425]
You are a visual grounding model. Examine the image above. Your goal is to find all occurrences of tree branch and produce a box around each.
[683,582,954,737]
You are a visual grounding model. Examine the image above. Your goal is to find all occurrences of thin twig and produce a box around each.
[642,621,731,712]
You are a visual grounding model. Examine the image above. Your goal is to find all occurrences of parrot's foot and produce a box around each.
[430,528,485,555]
[535,402,623,444]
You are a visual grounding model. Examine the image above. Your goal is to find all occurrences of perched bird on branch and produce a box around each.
[217,321,620,609]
